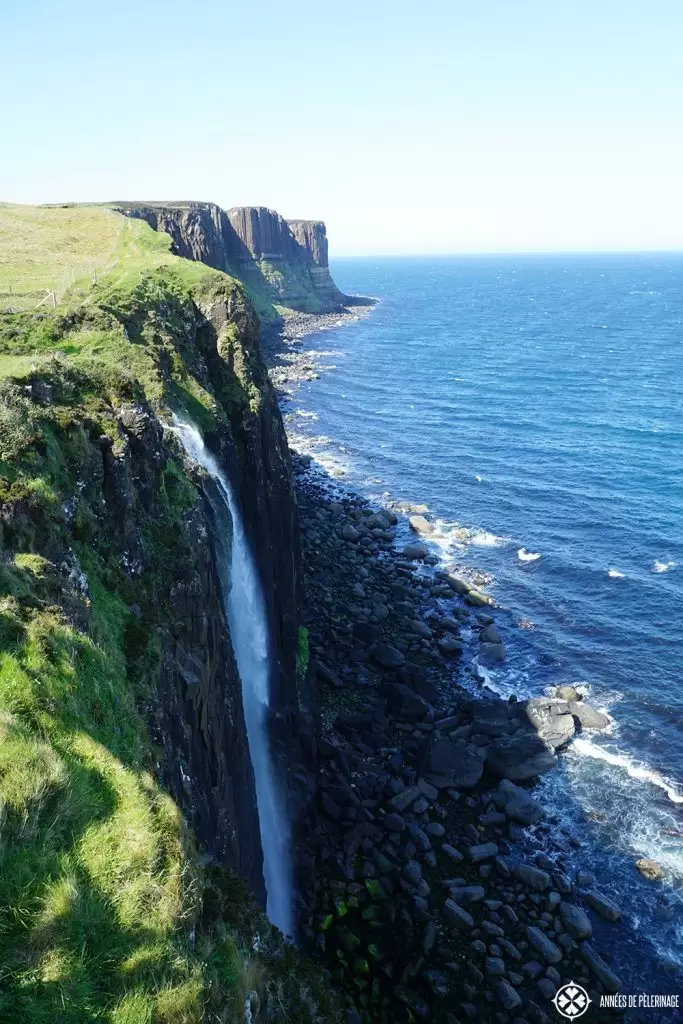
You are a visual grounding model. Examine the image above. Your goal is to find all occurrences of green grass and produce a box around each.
[0,205,175,312]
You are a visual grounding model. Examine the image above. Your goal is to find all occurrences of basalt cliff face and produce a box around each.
[115,200,352,315]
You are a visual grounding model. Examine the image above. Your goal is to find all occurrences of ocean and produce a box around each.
[287,254,683,992]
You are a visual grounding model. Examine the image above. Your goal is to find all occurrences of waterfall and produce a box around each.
[171,417,293,937]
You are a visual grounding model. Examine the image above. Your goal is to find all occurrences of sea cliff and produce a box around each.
[0,203,336,1023]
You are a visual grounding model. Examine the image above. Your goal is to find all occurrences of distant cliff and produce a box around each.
[226,206,349,309]
[114,200,359,317]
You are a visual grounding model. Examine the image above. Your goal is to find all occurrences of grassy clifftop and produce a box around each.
[0,204,174,311]
[0,206,338,1024]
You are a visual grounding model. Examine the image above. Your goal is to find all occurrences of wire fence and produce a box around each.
[0,257,111,314]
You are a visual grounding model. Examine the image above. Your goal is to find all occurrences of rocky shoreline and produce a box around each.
[263,311,675,1023]
[261,302,376,404]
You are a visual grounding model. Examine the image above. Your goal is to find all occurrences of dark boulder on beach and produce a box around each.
[486,733,557,782]
[385,681,432,720]
[373,644,405,669]
[402,543,428,560]
[419,736,485,789]
[493,779,544,824]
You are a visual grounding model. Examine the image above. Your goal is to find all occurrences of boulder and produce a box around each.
[525,926,563,964]
[342,524,361,542]
[494,780,545,825]
[480,642,507,664]
[443,898,474,930]
[447,576,471,595]
[373,645,405,669]
[465,589,494,607]
[580,942,623,993]
[569,701,610,731]
[447,885,485,904]
[390,785,423,813]
[514,864,551,892]
[437,635,463,656]
[522,698,575,749]
[493,980,522,1012]
[480,623,502,644]
[470,699,514,737]
[385,682,431,720]
[364,512,392,530]
[635,858,665,881]
[419,736,485,790]
[555,685,581,702]
[468,842,499,863]
[559,902,593,940]
[402,543,428,560]
[409,514,433,535]
[486,733,557,782]
[584,890,622,922]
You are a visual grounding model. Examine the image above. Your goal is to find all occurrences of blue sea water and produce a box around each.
[289,254,683,995]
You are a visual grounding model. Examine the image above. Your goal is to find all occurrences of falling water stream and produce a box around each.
[171,418,292,936]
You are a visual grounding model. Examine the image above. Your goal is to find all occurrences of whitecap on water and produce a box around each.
[469,529,509,548]
[475,474,483,482]
[518,547,541,562]
[572,737,683,805]
[608,568,625,578]
[654,560,676,573]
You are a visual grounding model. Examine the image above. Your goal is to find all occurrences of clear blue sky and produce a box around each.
[2,0,682,254]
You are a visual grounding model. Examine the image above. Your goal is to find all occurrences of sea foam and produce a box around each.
[572,737,683,805]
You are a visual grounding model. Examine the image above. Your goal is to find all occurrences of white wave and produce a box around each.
[572,737,683,805]
[469,529,509,548]
[608,568,625,578]
[293,409,318,420]
[518,547,541,562]
[475,474,483,482]
[654,560,676,573]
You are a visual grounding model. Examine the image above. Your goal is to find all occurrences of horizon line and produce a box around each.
[332,248,683,259]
